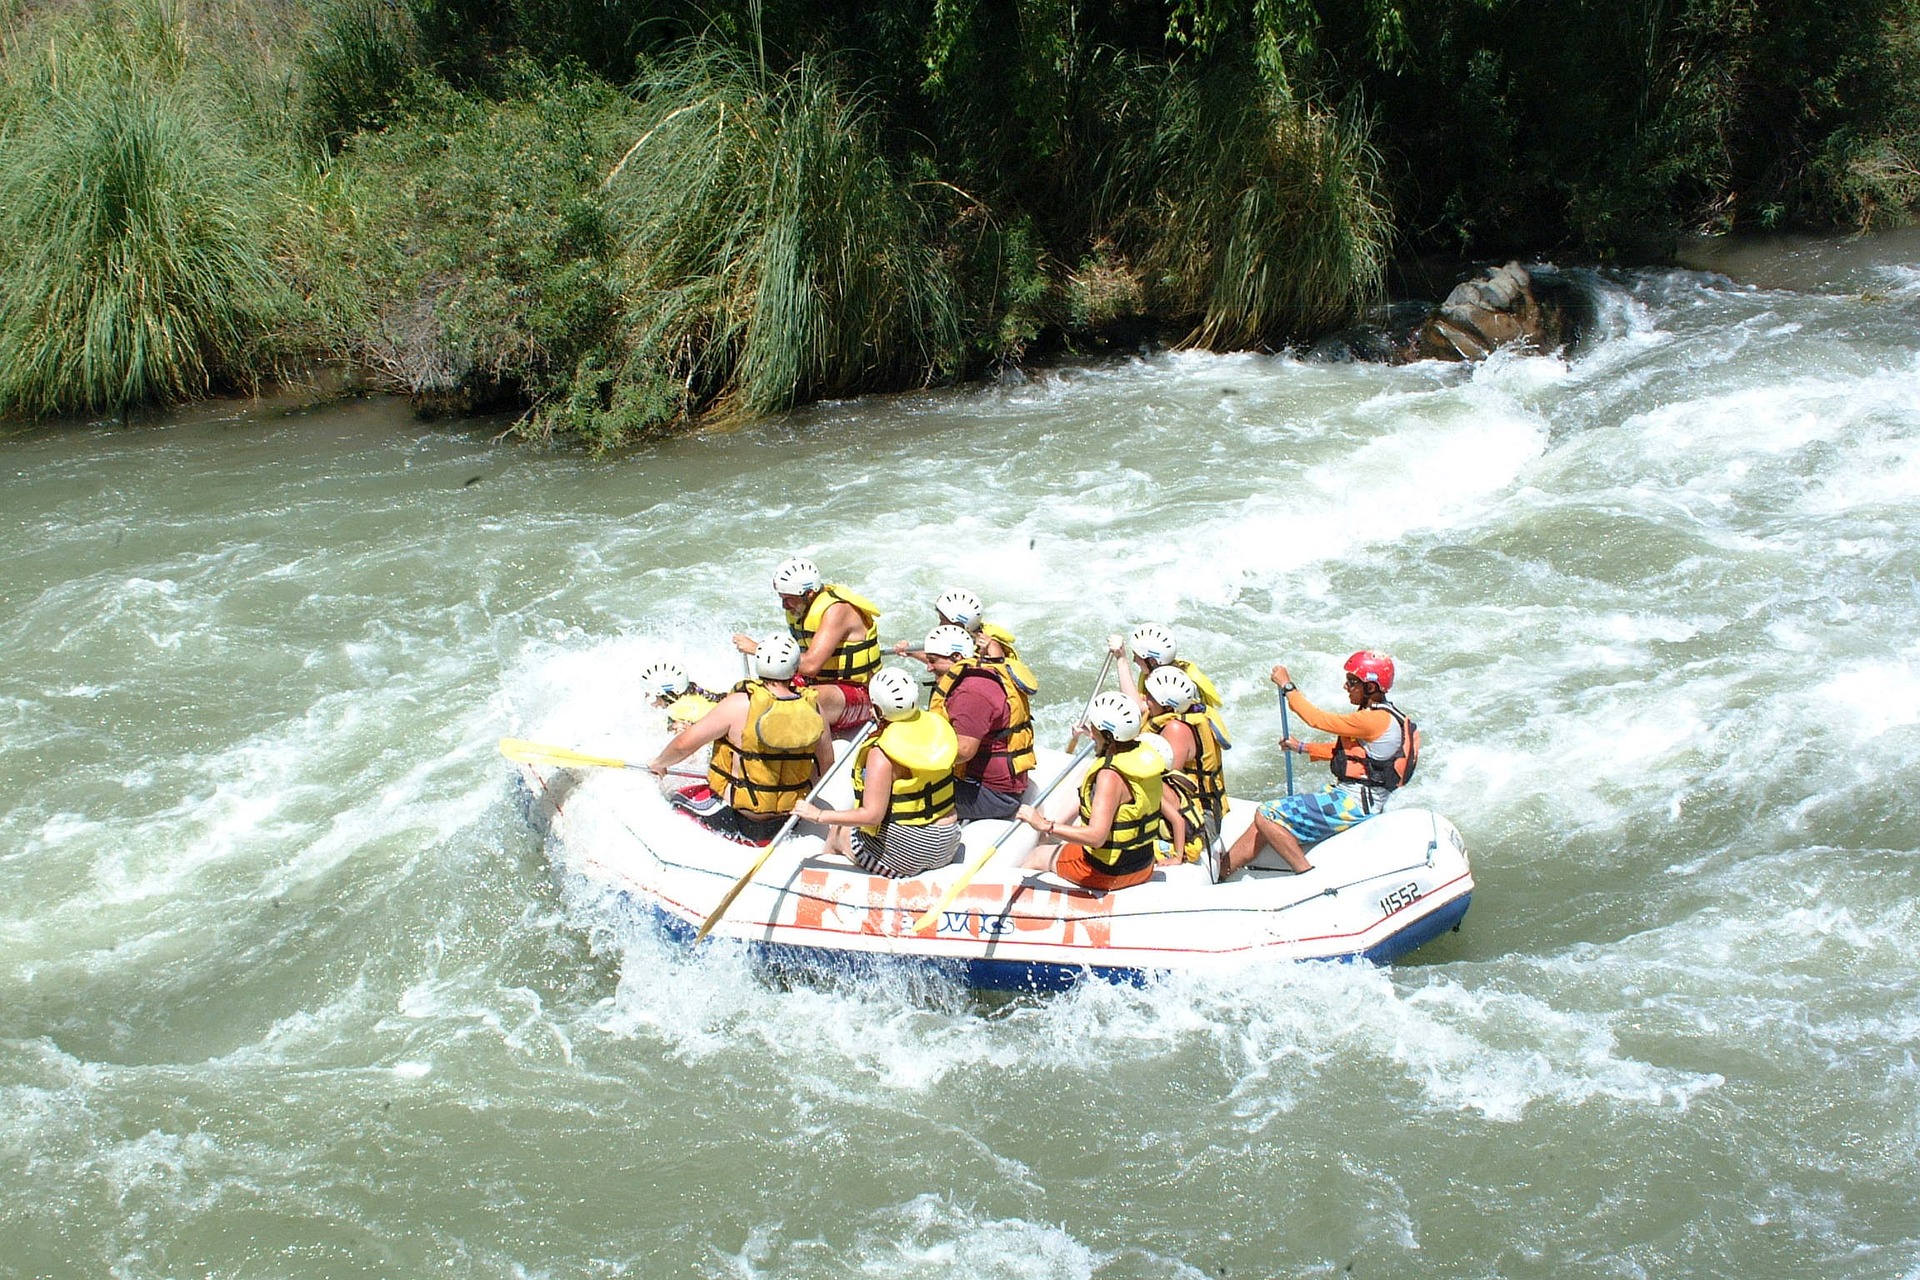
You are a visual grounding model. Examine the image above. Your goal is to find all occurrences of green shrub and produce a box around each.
[296,0,420,152]
[312,65,639,428]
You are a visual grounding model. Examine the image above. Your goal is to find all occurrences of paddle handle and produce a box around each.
[910,740,1097,934]
[694,726,874,942]
[1279,689,1295,797]
[1066,650,1116,749]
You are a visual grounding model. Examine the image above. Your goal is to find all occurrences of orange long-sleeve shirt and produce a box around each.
[1285,689,1394,762]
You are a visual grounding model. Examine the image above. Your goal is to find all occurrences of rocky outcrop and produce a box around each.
[1304,262,1594,365]
[1410,261,1584,361]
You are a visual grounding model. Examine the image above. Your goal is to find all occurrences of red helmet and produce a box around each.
[1344,650,1395,692]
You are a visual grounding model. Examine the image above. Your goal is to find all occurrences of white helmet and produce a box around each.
[923,624,976,659]
[771,557,822,596]
[1136,731,1177,772]
[934,588,983,630]
[868,667,920,720]
[1143,665,1200,711]
[754,633,802,680]
[639,660,690,699]
[1085,690,1143,742]
[1129,622,1177,664]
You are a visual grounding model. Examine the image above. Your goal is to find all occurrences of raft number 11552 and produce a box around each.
[1378,882,1422,915]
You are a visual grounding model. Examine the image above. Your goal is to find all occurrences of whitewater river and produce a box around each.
[4,235,1919,1278]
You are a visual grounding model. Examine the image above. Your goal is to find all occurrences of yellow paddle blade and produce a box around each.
[909,839,1007,934]
[498,737,637,771]
[909,739,1097,935]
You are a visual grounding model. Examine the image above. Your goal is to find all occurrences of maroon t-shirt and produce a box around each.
[943,671,1021,794]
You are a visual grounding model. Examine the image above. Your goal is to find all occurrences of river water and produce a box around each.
[4,235,1919,1278]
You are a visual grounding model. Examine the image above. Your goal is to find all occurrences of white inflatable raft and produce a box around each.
[514,745,1472,991]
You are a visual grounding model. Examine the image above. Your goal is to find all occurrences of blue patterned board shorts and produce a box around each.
[1258,786,1378,846]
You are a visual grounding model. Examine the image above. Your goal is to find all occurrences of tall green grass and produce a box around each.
[296,0,419,151]
[0,0,290,419]
[1106,64,1390,347]
[600,44,961,429]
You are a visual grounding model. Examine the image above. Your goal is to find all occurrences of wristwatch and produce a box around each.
[1278,682,1297,694]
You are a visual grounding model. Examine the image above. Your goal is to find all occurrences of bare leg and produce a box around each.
[1257,811,1312,873]
[1017,838,1060,871]
[1222,810,1311,876]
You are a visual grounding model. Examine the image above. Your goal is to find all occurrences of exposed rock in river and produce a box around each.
[1308,262,1596,365]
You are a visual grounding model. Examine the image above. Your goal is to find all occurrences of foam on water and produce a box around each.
[7,258,1920,1276]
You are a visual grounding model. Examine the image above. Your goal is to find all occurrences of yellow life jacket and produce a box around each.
[852,711,958,832]
[707,683,824,817]
[1144,706,1229,819]
[663,690,718,728]
[927,658,1038,780]
[787,585,882,685]
[978,622,1039,694]
[1077,744,1165,875]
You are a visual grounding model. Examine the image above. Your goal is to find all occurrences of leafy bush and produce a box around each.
[296,0,421,151]
[312,65,638,426]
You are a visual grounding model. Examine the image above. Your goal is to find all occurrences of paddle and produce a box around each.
[1200,804,1227,885]
[1068,649,1116,749]
[1278,686,1295,797]
[909,739,1097,935]
[693,726,875,942]
[499,737,702,779]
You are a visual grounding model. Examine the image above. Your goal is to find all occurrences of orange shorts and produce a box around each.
[1054,843,1155,891]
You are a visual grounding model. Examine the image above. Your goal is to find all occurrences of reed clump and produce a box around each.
[0,1,291,419]
[1104,64,1389,348]
[590,44,962,441]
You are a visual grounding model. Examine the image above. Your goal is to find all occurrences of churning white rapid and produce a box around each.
[4,235,1919,1277]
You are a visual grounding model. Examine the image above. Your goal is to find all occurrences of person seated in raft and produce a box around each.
[1139,665,1232,867]
[1132,732,1201,868]
[791,667,964,879]
[1218,651,1421,879]
[1015,691,1167,892]
[918,625,1035,823]
[733,557,882,737]
[1113,622,1224,711]
[893,587,1039,695]
[647,633,833,845]
[637,660,722,730]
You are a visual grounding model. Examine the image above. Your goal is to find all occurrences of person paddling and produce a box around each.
[648,634,833,845]
[895,587,1039,695]
[1114,622,1223,710]
[1016,691,1166,892]
[921,624,1036,822]
[638,660,721,730]
[1140,665,1230,866]
[733,557,883,735]
[793,667,963,879]
[1219,650,1419,878]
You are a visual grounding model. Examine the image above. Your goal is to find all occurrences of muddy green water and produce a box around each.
[4,237,1920,1278]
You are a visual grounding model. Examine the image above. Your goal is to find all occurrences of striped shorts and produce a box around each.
[1258,786,1382,846]
[850,821,963,878]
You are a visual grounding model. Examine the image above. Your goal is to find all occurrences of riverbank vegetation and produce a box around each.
[2,0,1917,445]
